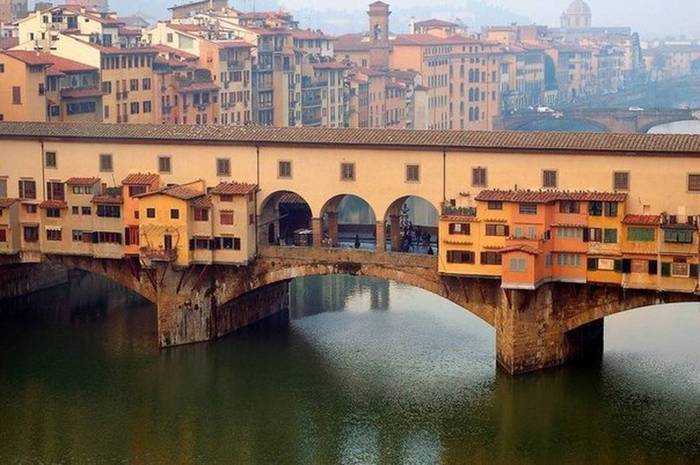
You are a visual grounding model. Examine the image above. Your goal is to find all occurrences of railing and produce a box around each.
[442,205,477,217]
[140,247,177,262]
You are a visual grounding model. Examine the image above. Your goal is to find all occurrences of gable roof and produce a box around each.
[475,190,628,203]
[210,182,257,195]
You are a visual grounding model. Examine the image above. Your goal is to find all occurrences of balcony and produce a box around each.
[140,246,177,263]
[442,204,477,217]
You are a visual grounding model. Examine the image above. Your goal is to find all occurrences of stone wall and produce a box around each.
[0,263,69,301]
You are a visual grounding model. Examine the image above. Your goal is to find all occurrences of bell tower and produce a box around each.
[368,1,391,69]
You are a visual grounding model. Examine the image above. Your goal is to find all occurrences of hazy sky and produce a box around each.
[266,0,699,38]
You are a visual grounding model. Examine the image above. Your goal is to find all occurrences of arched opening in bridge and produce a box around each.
[320,194,377,250]
[259,190,313,246]
[646,120,700,134]
[384,196,439,254]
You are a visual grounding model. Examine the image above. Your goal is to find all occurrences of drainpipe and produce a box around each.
[40,139,46,200]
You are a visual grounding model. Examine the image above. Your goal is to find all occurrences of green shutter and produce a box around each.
[661,263,671,277]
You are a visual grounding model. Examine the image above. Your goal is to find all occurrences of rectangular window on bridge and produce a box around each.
[146,208,156,219]
[449,223,470,235]
[220,210,234,225]
[170,209,179,220]
[340,163,355,181]
[0,178,6,197]
[542,170,557,188]
[664,229,693,244]
[485,224,509,237]
[18,179,36,200]
[688,174,700,192]
[99,154,113,172]
[471,167,487,187]
[194,208,209,222]
[447,250,475,264]
[559,201,580,214]
[509,258,527,273]
[0,228,6,242]
[46,208,61,218]
[487,201,502,210]
[519,203,538,215]
[627,227,655,242]
[613,171,630,191]
[480,251,502,265]
[603,228,618,244]
[72,230,84,242]
[97,205,120,218]
[44,151,57,169]
[24,226,38,242]
[278,160,292,178]
[217,158,231,177]
[406,164,420,183]
[46,229,62,241]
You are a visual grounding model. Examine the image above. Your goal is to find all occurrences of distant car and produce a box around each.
[629,106,645,112]
[536,106,555,113]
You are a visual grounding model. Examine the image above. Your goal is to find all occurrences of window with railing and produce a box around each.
[664,229,694,244]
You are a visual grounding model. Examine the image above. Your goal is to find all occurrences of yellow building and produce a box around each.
[0,198,20,255]
[620,214,660,290]
[0,51,49,122]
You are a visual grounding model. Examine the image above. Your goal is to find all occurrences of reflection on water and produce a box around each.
[0,272,698,465]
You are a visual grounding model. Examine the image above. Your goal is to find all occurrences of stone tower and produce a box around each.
[368,1,391,69]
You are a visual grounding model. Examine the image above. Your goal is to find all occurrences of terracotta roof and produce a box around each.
[622,214,661,225]
[175,81,219,93]
[1,123,700,155]
[213,40,255,49]
[475,190,628,204]
[312,62,348,71]
[1,50,54,66]
[0,198,18,208]
[393,33,478,47]
[153,44,199,60]
[66,177,100,186]
[498,244,542,255]
[551,223,587,228]
[136,185,204,201]
[122,173,159,185]
[415,19,459,28]
[277,192,307,204]
[334,33,369,52]
[292,29,333,41]
[210,182,257,195]
[190,195,213,208]
[92,45,159,55]
[60,88,106,99]
[39,200,67,209]
[91,195,123,204]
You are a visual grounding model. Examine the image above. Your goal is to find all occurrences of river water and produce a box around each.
[0,273,698,465]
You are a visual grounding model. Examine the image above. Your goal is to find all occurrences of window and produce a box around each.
[130,79,139,91]
[45,151,57,168]
[170,209,179,219]
[627,227,655,242]
[12,86,21,104]
[671,260,690,278]
[557,254,581,267]
[588,228,603,242]
[46,208,61,218]
[142,78,151,90]
[18,180,36,199]
[406,164,420,182]
[588,202,602,216]
[487,201,503,210]
[278,160,292,178]
[72,185,93,195]
[447,251,475,264]
[146,208,156,218]
[613,171,629,191]
[557,227,582,239]
[0,229,6,242]
[96,205,120,218]
[480,251,502,265]
[72,230,84,242]
[340,162,355,181]
[46,229,62,241]
[472,167,487,187]
[158,156,171,173]
[72,206,79,215]
[0,178,6,197]
[449,223,470,235]
[217,158,231,177]
[485,224,509,237]
[519,203,538,215]
[219,194,233,202]
[67,102,96,115]
[688,174,700,192]
[24,226,39,242]
[97,232,122,244]
[130,102,140,114]
[542,170,557,188]
[46,181,64,201]
[100,154,113,172]
[220,210,234,225]
[664,229,693,244]
[81,206,91,215]
[509,258,527,272]
[25,204,37,214]
[603,228,618,244]
[143,101,152,113]
[559,201,580,214]
[194,208,209,221]
[222,237,241,250]
[604,202,618,217]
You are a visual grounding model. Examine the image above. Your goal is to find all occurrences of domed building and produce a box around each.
[561,0,592,29]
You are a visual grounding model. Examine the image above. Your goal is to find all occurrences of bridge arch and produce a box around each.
[319,193,377,249]
[508,117,610,133]
[643,119,700,134]
[383,195,440,254]
[258,190,313,246]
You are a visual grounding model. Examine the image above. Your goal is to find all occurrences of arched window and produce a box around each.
[474,107,480,121]
[468,107,474,121]
[468,88,474,101]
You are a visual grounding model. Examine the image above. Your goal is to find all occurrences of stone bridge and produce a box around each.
[495,108,698,133]
[2,247,698,375]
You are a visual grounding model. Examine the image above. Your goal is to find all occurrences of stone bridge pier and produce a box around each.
[1,250,698,375]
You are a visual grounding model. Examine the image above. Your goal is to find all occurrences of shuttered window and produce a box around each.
[688,174,700,192]
[627,227,655,242]
[448,223,470,235]
[613,171,629,191]
[340,163,355,181]
[542,170,557,188]
[447,251,475,264]
[472,167,487,187]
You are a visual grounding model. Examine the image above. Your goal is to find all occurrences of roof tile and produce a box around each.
[210,182,258,195]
